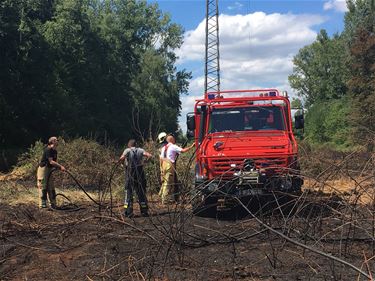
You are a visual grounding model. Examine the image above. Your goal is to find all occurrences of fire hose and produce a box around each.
[49,162,120,212]
[50,140,195,212]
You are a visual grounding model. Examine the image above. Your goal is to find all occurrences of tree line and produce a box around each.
[289,0,375,151]
[0,0,191,154]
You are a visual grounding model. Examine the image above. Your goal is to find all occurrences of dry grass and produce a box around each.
[0,180,100,207]
[303,177,375,206]
[0,138,197,215]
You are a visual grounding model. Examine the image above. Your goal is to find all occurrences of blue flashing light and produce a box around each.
[269,91,277,97]
[207,93,215,100]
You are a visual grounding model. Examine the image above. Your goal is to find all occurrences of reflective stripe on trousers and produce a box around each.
[160,160,176,204]
[124,166,148,214]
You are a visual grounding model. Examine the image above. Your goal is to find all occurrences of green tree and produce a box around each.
[289,30,349,107]
[304,99,351,149]
[344,0,375,149]
[42,0,190,142]
[128,9,191,140]
[290,97,303,108]
[0,0,191,169]
[289,30,351,149]
[289,0,375,150]
[0,0,55,148]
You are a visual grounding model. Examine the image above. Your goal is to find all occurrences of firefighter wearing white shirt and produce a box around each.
[159,135,194,204]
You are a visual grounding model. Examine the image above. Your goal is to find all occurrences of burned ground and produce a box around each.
[1,189,374,281]
[1,147,375,280]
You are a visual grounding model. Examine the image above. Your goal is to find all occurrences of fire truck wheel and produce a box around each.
[192,195,218,217]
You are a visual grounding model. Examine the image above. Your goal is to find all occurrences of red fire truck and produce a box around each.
[187,89,304,215]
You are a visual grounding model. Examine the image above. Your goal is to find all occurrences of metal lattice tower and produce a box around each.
[205,0,221,94]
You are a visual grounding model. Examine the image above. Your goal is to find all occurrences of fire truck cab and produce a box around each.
[186,89,304,214]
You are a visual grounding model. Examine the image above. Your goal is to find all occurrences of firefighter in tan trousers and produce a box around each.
[159,134,194,204]
[36,137,66,208]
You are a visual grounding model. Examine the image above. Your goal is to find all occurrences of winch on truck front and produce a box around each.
[186,89,304,215]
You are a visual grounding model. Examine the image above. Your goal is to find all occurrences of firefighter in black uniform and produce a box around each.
[37,137,66,208]
[119,139,152,217]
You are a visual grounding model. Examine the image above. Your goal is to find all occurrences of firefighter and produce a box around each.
[37,136,66,208]
[159,134,194,204]
[157,132,167,196]
[119,139,152,217]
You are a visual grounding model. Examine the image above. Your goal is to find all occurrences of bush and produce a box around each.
[14,138,118,189]
[305,99,352,150]
[14,140,45,179]
[298,140,370,178]
[58,138,117,189]
[8,138,195,203]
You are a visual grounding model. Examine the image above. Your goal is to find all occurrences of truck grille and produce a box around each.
[210,157,289,178]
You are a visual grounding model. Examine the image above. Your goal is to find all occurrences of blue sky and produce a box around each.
[148,0,348,130]
[152,0,345,34]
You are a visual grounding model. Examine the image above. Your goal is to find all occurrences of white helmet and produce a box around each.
[157,132,167,143]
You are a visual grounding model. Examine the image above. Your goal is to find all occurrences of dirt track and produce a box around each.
[1,192,373,281]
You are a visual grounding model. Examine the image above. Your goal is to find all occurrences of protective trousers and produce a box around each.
[124,166,148,216]
[36,166,56,208]
[159,160,177,204]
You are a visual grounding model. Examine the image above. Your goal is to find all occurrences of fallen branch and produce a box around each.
[234,197,372,280]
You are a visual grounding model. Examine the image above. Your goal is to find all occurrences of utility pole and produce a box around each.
[205,0,221,94]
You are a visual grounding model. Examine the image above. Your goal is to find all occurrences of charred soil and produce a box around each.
[1,190,374,281]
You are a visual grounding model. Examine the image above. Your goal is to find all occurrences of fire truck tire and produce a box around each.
[292,177,303,192]
[192,195,218,217]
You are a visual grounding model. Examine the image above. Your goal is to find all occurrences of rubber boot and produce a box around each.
[40,190,48,208]
[50,190,57,209]
[141,211,149,217]
[124,203,133,218]
[40,200,47,208]
[140,202,149,217]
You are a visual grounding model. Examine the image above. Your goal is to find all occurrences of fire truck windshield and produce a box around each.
[208,106,286,133]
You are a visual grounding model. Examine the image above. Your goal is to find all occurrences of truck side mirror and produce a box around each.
[186,113,195,139]
[294,114,304,129]
[187,129,195,139]
[187,113,195,131]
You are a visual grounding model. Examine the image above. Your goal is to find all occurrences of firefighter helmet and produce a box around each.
[157,132,167,143]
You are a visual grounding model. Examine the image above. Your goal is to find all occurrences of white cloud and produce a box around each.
[177,12,324,63]
[178,12,325,131]
[180,76,205,117]
[227,2,243,11]
[323,0,348,12]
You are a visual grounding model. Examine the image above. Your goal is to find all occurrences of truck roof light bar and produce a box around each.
[204,89,281,99]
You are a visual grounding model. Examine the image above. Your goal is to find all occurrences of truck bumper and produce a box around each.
[192,176,303,216]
